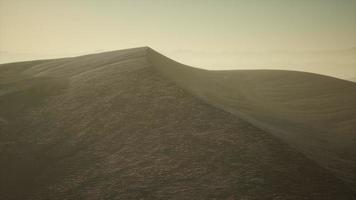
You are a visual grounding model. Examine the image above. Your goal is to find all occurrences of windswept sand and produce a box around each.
[148,48,356,190]
[0,47,355,199]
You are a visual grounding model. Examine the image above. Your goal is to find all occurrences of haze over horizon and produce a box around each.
[1,2,356,198]
[1,0,356,79]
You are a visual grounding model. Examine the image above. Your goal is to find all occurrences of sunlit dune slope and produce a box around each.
[0,47,355,199]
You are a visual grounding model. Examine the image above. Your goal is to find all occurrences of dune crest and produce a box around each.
[0,47,355,199]
[147,48,356,189]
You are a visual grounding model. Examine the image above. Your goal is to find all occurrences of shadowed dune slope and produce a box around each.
[0,47,355,199]
[148,48,356,190]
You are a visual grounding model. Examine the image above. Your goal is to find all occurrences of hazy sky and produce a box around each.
[1,0,356,75]
[1,0,356,52]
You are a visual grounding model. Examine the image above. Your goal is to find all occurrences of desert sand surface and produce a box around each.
[148,48,356,190]
[165,47,356,82]
[0,47,355,199]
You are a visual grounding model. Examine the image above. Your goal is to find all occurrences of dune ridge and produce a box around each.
[0,47,355,199]
[147,48,356,190]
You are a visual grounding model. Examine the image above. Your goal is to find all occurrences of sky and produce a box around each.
[0,0,356,79]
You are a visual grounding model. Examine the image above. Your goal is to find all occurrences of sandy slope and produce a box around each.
[148,48,356,190]
[0,47,355,199]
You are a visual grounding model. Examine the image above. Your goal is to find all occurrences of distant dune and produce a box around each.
[1,47,355,199]
[166,47,356,81]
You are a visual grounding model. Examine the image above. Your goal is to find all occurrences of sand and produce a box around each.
[148,48,356,190]
[0,47,355,199]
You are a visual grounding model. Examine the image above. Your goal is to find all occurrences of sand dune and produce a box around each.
[0,47,355,199]
[166,48,356,82]
[148,48,356,189]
